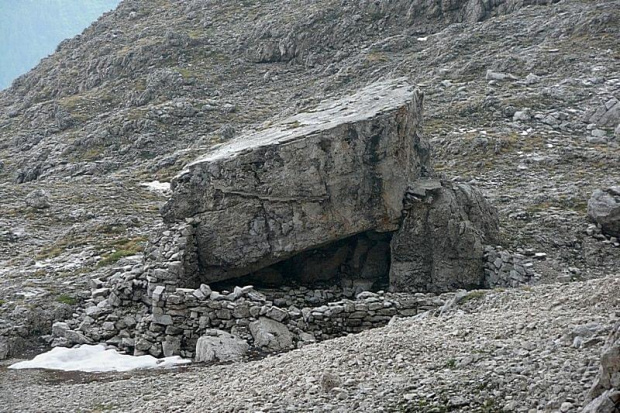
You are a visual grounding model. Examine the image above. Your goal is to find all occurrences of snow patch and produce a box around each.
[140,181,171,195]
[9,345,191,373]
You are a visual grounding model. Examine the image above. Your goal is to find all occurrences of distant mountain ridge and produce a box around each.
[0,0,120,90]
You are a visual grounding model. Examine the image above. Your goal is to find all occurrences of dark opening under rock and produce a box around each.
[212,231,391,294]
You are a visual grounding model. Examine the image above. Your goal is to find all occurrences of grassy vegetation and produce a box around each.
[37,236,91,260]
[175,66,198,79]
[56,294,77,305]
[286,120,303,129]
[461,290,487,304]
[525,196,588,215]
[90,403,118,412]
[97,236,147,267]
[366,51,389,63]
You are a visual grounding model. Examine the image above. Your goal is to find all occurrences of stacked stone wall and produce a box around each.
[53,221,532,359]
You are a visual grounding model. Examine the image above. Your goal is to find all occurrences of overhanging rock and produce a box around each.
[162,79,430,284]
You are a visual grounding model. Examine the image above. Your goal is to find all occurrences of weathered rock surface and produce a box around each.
[588,187,620,238]
[162,79,429,283]
[583,322,620,412]
[24,189,50,209]
[390,179,499,293]
[249,317,294,352]
[195,330,249,363]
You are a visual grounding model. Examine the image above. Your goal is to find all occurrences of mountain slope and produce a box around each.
[3,0,609,184]
[0,0,120,90]
[0,2,619,411]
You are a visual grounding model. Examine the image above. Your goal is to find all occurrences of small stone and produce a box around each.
[25,189,51,209]
[152,314,173,326]
[320,372,342,392]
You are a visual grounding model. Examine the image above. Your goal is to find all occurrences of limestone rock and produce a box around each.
[588,98,620,128]
[51,321,92,346]
[249,317,294,352]
[588,187,620,237]
[195,330,249,362]
[586,322,620,408]
[25,189,50,209]
[162,80,429,283]
[582,390,620,413]
[390,180,499,293]
[0,337,9,360]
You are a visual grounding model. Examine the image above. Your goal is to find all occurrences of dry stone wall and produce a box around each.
[53,222,530,359]
[54,224,460,359]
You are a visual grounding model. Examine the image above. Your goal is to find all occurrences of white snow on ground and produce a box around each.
[139,181,171,195]
[9,345,191,373]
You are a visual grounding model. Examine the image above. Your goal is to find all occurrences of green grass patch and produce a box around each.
[461,290,487,304]
[37,237,91,260]
[56,294,77,305]
[97,236,147,267]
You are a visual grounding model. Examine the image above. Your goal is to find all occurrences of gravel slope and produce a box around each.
[2,274,618,413]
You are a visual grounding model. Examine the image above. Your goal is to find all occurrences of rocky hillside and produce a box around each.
[2,0,615,184]
[0,0,120,89]
[0,0,619,412]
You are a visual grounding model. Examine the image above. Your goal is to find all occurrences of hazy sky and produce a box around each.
[0,0,121,90]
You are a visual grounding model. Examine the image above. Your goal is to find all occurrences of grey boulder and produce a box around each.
[588,187,620,237]
[390,180,499,293]
[25,189,51,209]
[51,321,92,345]
[161,79,429,284]
[585,322,620,411]
[195,329,250,362]
[249,317,294,352]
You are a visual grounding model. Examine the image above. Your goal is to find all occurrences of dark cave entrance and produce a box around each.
[210,230,393,301]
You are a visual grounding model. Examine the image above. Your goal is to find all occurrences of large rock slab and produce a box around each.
[162,79,429,283]
[588,187,620,238]
[390,180,499,293]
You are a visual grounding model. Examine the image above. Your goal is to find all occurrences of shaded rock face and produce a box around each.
[583,322,620,413]
[390,180,500,293]
[162,80,429,284]
[588,187,620,238]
